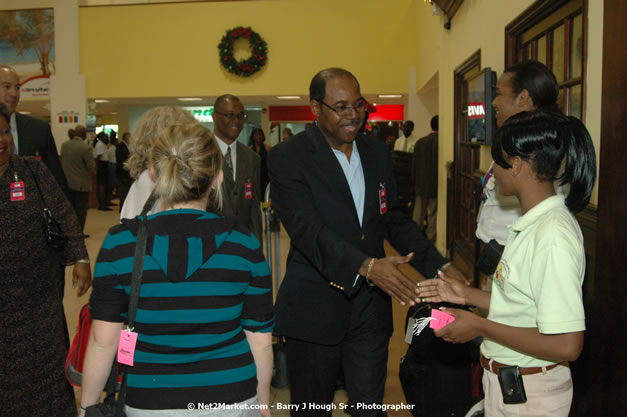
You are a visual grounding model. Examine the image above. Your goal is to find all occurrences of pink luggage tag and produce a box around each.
[117,329,138,366]
[429,309,455,330]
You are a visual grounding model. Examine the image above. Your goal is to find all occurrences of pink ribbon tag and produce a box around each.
[429,309,455,330]
[117,330,138,366]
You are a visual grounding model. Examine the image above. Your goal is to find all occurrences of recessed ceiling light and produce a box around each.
[276,96,301,100]
[110,112,117,115]
[177,97,203,102]
[378,94,402,98]
[20,111,31,114]
[94,99,109,103]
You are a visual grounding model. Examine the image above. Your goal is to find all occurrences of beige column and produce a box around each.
[49,0,86,150]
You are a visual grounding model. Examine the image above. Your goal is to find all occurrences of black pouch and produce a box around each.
[476,239,504,275]
[498,365,527,404]
[43,208,67,251]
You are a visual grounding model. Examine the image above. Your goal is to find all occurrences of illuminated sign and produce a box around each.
[184,107,214,122]
[467,102,485,119]
[21,75,50,98]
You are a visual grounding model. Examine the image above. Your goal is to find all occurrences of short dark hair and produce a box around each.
[0,103,10,124]
[214,94,241,110]
[430,115,439,131]
[492,110,596,213]
[504,60,560,112]
[309,68,360,102]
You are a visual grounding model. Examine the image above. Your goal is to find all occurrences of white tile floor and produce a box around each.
[64,203,415,416]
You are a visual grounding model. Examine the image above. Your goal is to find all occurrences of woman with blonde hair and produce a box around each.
[120,106,197,219]
[80,121,274,416]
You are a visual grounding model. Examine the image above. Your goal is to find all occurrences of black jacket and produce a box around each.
[268,123,446,344]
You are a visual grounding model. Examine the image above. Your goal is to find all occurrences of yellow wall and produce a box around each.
[79,0,416,98]
[414,2,443,92]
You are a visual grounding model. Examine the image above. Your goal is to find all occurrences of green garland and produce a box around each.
[218,26,268,77]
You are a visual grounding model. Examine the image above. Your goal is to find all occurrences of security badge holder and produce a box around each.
[244,180,253,200]
[10,172,25,202]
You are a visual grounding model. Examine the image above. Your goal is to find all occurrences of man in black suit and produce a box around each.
[0,65,68,193]
[268,68,466,416]
[211,94,262,241]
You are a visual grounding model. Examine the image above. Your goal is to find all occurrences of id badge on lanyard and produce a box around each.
[10,173,25,202]
[379,182,387,214]
[245,180,253,200]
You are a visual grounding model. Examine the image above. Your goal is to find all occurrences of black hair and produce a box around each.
[249,127,265,144]
[309,68,360,102]
[0,103,10,124]
[430,115,439,131]
[492,110,596,213]
[504,60,560,112]
[214,94,241,110]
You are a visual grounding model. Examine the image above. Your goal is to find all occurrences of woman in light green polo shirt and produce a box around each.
[417,110,596,416]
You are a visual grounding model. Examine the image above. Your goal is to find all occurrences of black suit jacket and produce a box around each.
[219,141,262,242]
[268,123,446,345]
[15,112,68,194]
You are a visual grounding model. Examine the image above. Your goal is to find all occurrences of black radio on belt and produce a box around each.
[498,365,527,404]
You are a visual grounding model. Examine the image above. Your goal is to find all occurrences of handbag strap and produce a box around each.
[23,159,49,208]
[110,202,152,415]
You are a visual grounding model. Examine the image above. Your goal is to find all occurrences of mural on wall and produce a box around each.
[0,8,55,98]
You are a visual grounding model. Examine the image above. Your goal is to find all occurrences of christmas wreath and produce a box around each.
[218,26,268,77]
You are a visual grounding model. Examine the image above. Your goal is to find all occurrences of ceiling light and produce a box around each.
[276,96,301,100]
[177,97,203,102]
[378,94,402,98]
[20,111,31,114]
[94,99,109,103]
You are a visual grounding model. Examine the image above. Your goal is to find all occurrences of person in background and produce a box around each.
[80,121,274,417]
[116,131,132,209]
[120,106,197,219]
[476,60,561,275]
[61,124,95,233]
[249,127,271,196]
[0,65,68,194]
[93,131,111,211]
[107,133,118,206]
[393,120,418,153]
[282,127,293,142]
[212,94,262,241]
[418,110,596,416]
[411,115,439,241]
[0,102,91,416]
[268,68,467,417]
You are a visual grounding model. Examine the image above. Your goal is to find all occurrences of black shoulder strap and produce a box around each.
[112,202,151,415]
[23,159,49,208]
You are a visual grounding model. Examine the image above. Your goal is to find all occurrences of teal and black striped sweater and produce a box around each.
[91,209,274,410]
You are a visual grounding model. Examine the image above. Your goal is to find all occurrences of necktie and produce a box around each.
[224,146,234,180]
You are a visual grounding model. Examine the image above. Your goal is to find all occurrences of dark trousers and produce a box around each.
[117,178,132,210]
[67,190,89,231]
[285,291,390,417]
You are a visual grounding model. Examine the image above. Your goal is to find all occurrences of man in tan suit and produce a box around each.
[61,125,95,232]
[211,94,262,241]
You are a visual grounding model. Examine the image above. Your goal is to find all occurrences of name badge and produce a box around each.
[10,181,25,201]
[379,183,387,214]
[244,180,253,200]
[117,329,138,366]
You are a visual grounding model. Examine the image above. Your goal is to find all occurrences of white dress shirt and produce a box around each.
[215,135,237,181]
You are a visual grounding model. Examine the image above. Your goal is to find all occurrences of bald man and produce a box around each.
[0,65,68,193]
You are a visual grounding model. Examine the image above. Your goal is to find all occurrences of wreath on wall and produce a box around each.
[218,26,268,77]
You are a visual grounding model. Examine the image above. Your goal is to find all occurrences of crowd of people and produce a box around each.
[0,59,596,417]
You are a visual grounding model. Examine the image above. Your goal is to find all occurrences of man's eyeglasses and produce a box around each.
[213,111,247,121]
[317,99,369,117]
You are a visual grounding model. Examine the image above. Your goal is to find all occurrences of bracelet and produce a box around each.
[76,259,90,264]
[365,258,376,286]
[79,405,87,411]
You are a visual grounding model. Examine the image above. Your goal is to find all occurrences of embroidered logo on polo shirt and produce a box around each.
[493,260,508,289]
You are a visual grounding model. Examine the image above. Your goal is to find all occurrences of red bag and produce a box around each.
[65,303,92,387]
